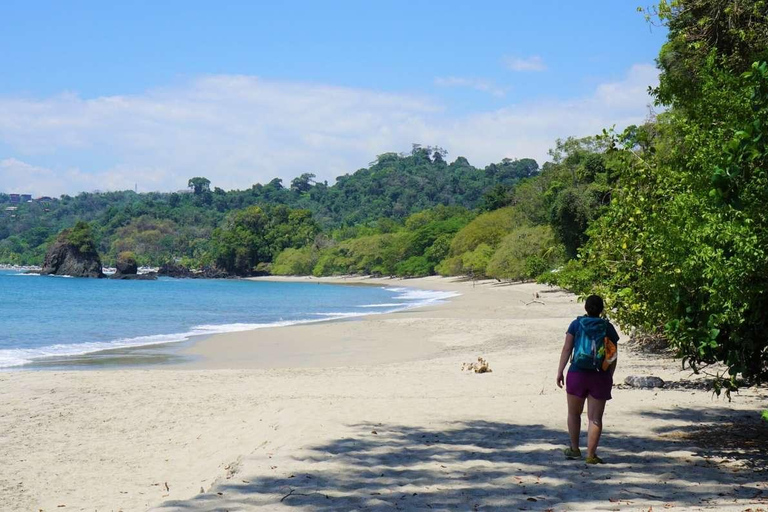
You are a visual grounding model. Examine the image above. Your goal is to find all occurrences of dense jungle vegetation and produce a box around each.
[2,0,766,386]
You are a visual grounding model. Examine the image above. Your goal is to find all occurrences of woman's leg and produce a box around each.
[586,396,607,458]
[567,393,586,450]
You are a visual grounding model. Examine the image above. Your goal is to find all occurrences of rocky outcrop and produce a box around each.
[158,262,195,278]
[109,252,157,280]
[40,240,104,278]
[158,262,230,279]
[111,272,157,280]
[114,252,138,276]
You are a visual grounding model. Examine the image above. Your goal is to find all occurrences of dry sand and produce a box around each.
[1,276,766,511]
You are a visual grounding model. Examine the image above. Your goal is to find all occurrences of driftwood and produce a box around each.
[521,292,545,306]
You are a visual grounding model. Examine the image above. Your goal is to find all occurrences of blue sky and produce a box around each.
[0,1,667,195]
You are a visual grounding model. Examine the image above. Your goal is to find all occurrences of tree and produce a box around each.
[486,225,564,281]
[63,221,99,255]
[581,0,768,388]
[208,205,319,275]
[187,177,211,195]
[290,173,316,194]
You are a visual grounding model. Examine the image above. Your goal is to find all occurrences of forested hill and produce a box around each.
[0,146,538,265]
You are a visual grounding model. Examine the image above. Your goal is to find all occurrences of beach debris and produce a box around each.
[521,293,545,306]
[280,488,312,502]
[462,357,492,373]
[164,482,169,492]
[624,376,665,388]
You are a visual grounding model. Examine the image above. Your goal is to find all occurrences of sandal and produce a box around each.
[585,455,605,464]
[563,447,582,459]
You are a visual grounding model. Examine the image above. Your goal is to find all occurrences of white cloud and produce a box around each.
[504,55,547,72]
[0,158,168,197]
[0,65,658,196]
[434,76,508,97]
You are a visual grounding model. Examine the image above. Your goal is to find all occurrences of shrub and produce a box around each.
[537,259,597,294]
[396,256,432,277]
[460,243,495,278]
[435,255,464,276]
[61,221,98,255]
[449,207,525,256]
[272,247,317,275]
[485,225,564,281]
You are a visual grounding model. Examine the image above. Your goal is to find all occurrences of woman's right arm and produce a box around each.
[557,333,574,388]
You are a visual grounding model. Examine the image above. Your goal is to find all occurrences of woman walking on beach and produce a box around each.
[556,295,619,464]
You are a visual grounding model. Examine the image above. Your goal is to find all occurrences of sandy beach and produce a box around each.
[1,277,766,511]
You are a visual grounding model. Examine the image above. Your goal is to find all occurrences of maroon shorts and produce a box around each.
[566,371,613,400]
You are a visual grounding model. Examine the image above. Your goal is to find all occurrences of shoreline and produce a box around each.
[175,275,471,370]
[1,277,766,511]
[7,275,458,371]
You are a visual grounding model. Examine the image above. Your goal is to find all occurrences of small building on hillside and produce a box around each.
[9,194,20,204]
[20,194,32,202]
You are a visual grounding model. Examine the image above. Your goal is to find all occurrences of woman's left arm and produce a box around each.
[557,334,574,388]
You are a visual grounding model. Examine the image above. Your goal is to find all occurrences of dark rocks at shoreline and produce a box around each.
[115,254,138,276]
[110,253,157,279]
[158,262,195,278]
[111,272,158,280]
[40,240,104,278]
[158,262,231,279]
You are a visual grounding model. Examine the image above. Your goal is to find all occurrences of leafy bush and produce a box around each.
[485,225,564,281]
[272,247,317,275]
[434,255,464,276]
[578,2,768,386]
[312,248,350,276]
[61,221,98,255]
[448,207,525,256]
[537,259,597,294]
[209,205,319,275]
[460,243,495,278]
[396,256,432,277]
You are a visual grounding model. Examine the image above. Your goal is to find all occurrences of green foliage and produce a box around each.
[434,255,463,276]
[538,259,598,294]
[479,184,514,211]
[209,205,319,275]
[650,0,768,113]
[485,225,565,281]
[460,243,495,278]
[544,137,614,258]
[449,207,525,256]
[109,216,180,266]
[61,221,98,255]
[272,247,318,275]
[312,248,350,276]
[578,1,768,385]
[116,251,138,270]
[188,177,211,195]
[0,152,536,268]
[305,206,474,278]
[396,256,432,277]
[762,410,768,423]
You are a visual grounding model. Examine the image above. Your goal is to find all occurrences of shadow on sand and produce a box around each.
[157,407,766,511]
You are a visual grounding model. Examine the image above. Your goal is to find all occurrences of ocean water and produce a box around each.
[0,270,457,369]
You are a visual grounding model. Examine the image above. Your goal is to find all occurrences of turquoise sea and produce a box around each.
[0,270,456,369]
